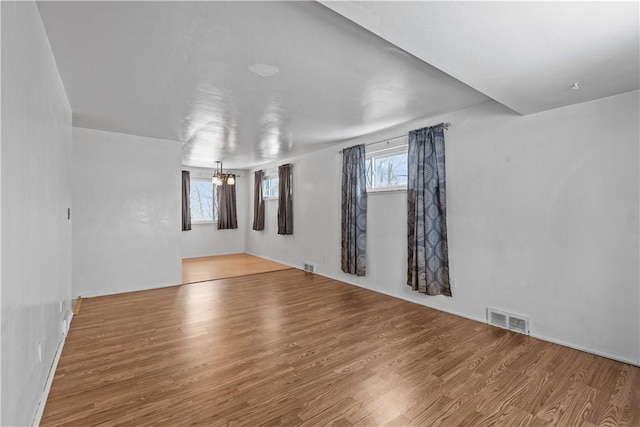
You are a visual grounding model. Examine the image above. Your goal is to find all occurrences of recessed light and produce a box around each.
[248,63,279,78]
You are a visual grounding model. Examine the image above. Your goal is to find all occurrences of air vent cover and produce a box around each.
[487,308,530,335]
[509,316,528,334]
[490,311,507,328]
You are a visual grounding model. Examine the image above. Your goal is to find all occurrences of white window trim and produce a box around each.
[190,177,217,224]
[366,144,408,192]
[262,172,279,200]
[367,185,407,194]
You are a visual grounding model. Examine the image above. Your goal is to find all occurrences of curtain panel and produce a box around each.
[277,164,293,235]
[407,124,451,296]
[217,175,238,230]
[252,170,265,231]
[181,170,191,231]
[341,144,367,276]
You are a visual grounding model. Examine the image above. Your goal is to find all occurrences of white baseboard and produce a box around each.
[318,270,488,325]
[77,280,183,299]
[244,251,299,270]
[244,253,640,368]
[319,270,640,367]
[529,332,639,367]
[32,312,73,427]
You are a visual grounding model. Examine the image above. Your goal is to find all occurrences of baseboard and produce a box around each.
[82,254,292,299]
[320,270,640,366]
[318,270,488,325]
[244,253,640,368]
[182,251,245,261]
[82,253,294,299]
[243,254,488,326]
[244,251,299,270]
[77,280,183,299]
[529,332,639,367]
[32,312,73,426]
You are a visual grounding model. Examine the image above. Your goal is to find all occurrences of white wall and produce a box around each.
[1,2,72,425]
[181,166,248,259]
[247,91,640,365]
[1,3,3,423]
[73,127,182,297]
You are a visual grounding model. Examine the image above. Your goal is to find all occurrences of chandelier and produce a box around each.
[212,160,235,186]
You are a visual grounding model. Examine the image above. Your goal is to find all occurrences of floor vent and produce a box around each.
[303,263,316,273]
[487,308,530,335]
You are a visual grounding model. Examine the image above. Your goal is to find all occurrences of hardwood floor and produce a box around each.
[182,253,292,284]
[42,269,639,426]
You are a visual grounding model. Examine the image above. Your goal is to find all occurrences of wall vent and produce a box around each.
[487,308,530,335]
[303,263,316,273]
[508,316,528,334]
[490,310,507,328]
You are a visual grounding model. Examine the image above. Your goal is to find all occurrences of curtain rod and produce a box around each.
[339,122,451,153]
[189,170,242,178]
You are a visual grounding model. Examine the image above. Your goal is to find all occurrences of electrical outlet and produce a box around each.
[451,278,457,289]
[37,340,42,363]
[322,255,327,263]
[59,299,63,313]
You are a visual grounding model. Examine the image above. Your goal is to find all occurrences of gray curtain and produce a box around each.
[217,175,238,230]
[341,145,367,276]
[252,170,265,231]
[407,124,451,296]
[181,170,191,231]
[277,164,293,235]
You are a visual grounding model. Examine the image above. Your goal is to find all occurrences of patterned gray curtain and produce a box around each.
[181,170,191,231]
[341,145,367,276]
[277,164,293,235]
[407,124,451,296]
[217,175,238,230]
[252,170,265,231]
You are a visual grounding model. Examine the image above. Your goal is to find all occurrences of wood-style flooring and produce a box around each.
[182,253,292,284]
[42,269,639,426]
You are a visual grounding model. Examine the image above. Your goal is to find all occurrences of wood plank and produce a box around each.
[42,267,640,426]
[181,253,292,284]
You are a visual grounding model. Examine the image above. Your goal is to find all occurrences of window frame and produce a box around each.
[365,144,408,193]
[189,177,218,224]
[262,172,279,200]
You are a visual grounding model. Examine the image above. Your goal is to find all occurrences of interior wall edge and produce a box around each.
[72,127,182,298]
[1,2,73,425]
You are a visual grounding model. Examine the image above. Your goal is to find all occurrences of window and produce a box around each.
[262,174,279,199]
[365,146,408,191]
[190,178,218,223]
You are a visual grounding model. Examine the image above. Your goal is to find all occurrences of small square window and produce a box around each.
[190,178,218,222]
[262,175,279,199]
[366,146,408,191]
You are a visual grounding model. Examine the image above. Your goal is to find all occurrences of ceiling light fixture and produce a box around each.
[248,63,279,78]
[212,160,235,186]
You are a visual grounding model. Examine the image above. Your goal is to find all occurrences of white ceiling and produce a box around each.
[37,1,639,169]
[321,1,640,115]
[37,1,488,169]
